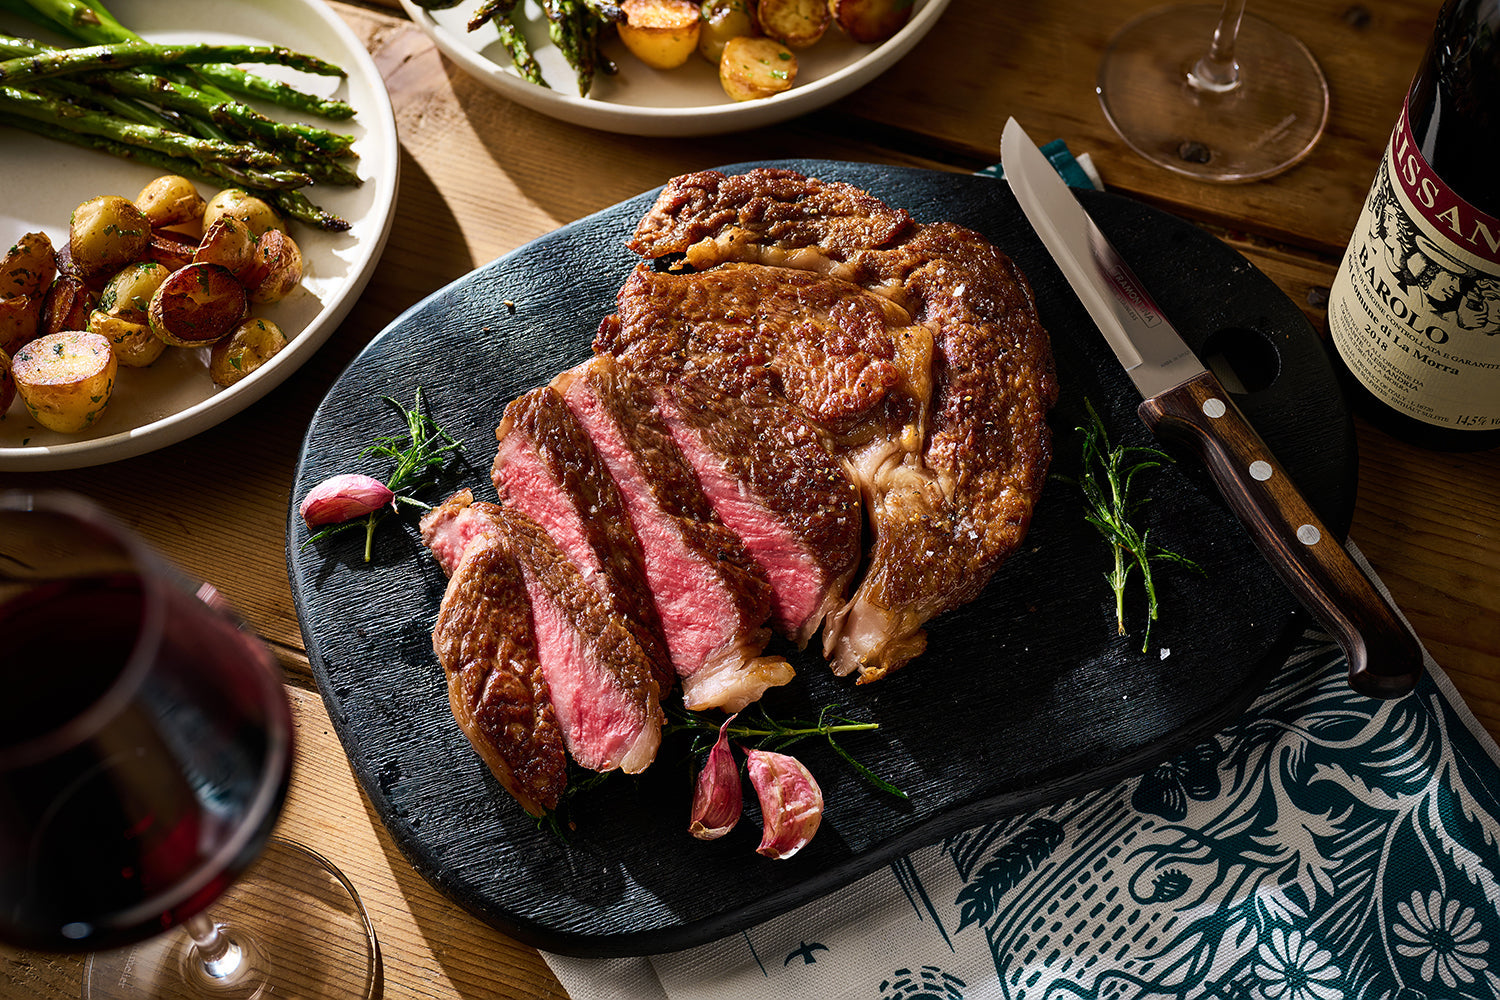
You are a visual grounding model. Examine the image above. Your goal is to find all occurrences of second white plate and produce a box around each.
[399,0,950,136]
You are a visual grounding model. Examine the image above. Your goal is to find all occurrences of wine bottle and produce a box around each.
[1326,0,1500,450]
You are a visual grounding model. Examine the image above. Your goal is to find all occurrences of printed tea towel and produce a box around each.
[544,550,1500,1000]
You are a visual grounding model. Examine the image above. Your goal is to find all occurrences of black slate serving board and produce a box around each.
[287,160,1357,957]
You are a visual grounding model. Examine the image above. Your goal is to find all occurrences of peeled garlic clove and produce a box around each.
[300,473,394,527]
[689,714,741,840]
[745,749,822,860]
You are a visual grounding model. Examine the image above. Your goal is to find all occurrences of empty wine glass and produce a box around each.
[0,490,378,999]
[1097,0,1329,181]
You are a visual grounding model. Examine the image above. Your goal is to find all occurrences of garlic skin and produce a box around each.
[689,715,742,840]
[745,749,823,860]
[300,473,394,527]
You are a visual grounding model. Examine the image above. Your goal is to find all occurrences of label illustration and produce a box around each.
[1328,100,1500,430]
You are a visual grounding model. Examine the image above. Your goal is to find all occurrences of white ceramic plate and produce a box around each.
[398,0,951,137]
[0,0,399,471]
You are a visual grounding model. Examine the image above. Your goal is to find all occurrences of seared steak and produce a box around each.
[649,370,863,646]
[553,356,795,712]
[423,490,663,775]
[619,168,1057,683]
[493,386,674,699]
[424,492,566,816]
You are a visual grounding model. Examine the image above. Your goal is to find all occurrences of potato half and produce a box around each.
[720,36,798,101]
[829,0,914,43]
[209,317,287,387]
[12,330,118,432]
[2,231,57,300]
[619,0,701,69]
[757,0,829,47]
[148,262,247,348]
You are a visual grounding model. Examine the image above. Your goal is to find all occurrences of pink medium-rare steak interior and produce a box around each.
[650,372,862,646]
[493,386,674,699]
[500,508,662,774]
[425,492,567,816]
[622,168,1057,684]
[424,491,663,774]
[553,357,794,712]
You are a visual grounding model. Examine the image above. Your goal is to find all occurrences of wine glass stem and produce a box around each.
[1190,0,1246,92]
[184,913,245,980]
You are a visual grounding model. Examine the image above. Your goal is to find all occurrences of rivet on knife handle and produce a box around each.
[1138,370,1424,699]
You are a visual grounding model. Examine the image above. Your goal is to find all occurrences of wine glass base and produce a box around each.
[1098,4,1330,182]
[82,839,379,1000]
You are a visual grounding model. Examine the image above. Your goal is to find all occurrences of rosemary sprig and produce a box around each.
[668,703,906,800]
[303,388,464,561]
[1068,399,1203,652]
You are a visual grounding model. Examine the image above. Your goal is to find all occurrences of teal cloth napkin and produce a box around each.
[544,544,1500,999]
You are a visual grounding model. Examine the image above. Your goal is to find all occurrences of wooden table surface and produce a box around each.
[4,0,1498,996]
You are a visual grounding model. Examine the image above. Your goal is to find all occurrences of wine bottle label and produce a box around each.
[1328,99,1500,430]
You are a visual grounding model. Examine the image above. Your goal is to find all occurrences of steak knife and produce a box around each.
[1000,118,1422,699]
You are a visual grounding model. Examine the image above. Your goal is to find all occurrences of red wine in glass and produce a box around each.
[0,491,377,998]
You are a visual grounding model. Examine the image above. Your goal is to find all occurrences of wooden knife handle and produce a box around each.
[1138,370,1423,699]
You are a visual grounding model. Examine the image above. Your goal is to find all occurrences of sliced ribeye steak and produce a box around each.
[493,385,675,700]
[616,167,1058,683]
[553,356,795,712]
[422,490,663,778]
[422,492,566,817]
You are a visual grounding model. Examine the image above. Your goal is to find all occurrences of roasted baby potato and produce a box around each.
[828,0,913,43]
[2,231,57,300]
[203,188,284,237]
[135,174,206,229]
[139,229,200,272]
[244,229,303,305]
[194,216,260,281]
[0,347,13,414]
[92,262,172,366]
[148,262,247,348]
[698,0,757,64]
[40,274,98,340]
[69,196,151,278]
[209,317,287,387]
[619,0,702,69]
[11,330,118,432]
[99,261,171,323]
[0,294,43,356]
[757,0,828,47]
[720,36,798,100]
[89,312,167,368]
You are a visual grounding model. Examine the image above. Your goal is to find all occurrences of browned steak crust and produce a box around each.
[432,520,568,816]
[628,168,913,260]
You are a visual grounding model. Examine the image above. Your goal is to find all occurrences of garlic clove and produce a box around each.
[689,714,742,840]
[300,473,395,527]
[745,749,823,860]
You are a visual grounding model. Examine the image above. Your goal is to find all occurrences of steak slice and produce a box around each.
[424,493,566,817]
[553,356,794,712]
[422,490,663,774]
[622,167,1057,683]
[650,370,862,646]
[493,386,674,699]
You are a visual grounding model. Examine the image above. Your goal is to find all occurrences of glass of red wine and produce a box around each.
[0,490,378,999]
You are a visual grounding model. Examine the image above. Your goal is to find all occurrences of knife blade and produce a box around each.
[1000,118,1422,699]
